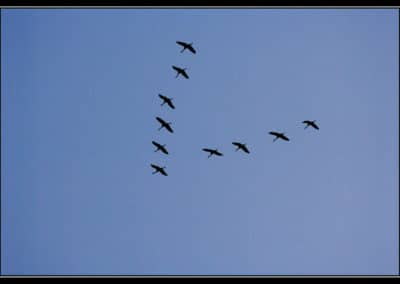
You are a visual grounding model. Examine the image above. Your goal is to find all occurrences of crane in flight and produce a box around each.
[176,41,197,54]
[202,148,223,158]
[302,120,319,130]
[152,141,169,155]
[156,117,174,133]
[269,131,290,142]
[172,65,189,79]
[151,164,168,176]
[158,94,175,109]
[232,142,250,154]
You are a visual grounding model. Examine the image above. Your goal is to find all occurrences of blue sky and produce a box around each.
[1,9,398,275]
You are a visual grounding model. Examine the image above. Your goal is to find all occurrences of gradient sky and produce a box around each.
[1,9,398,275]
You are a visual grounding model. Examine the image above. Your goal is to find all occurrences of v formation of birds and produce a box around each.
[151,41,319,177]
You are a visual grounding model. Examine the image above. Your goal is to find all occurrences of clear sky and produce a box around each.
[1,9,398,275]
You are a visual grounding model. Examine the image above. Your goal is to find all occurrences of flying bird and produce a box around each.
[202,148,223,158]
[158,94,175,109]
[156,117,174,133]
[269,131,290,142]
[172,65,189,79]
[152,141,169,155]
[232,142,250,154]
[176,41,196,54]
[151,164,168,176]
[303,120,319,130]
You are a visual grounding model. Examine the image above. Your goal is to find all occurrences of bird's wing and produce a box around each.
[243,146,250,153]
[160,168,168,176]
[172,66,179,72]
[167,100,175,109]
[232,142,240,147]
[156,117,164,124]
[176,41,186,47]
[158,94,165,100]
[215,151,223,156]
[188,45,196,54]
[302,120,309,124]
[151,164,159,170]
[269,131,278,136]
[165,124,173,133]
[202,148,212,153]
[152,141,160,147]
[312,123,319,130]
[182,70,189,79]
[282,136,290,141]
[161,147,168,155]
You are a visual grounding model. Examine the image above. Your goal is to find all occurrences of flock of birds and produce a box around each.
[151,41,320,177]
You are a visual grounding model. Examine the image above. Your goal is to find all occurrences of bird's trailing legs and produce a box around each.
[273,137,278,142]
[304,124,309,129]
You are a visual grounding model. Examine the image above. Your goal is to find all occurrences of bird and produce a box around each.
[158,94,175,109]
[156,117,174,133]
[172,65,189,79]
[152,141,169,155]
[303,120,319,130]
[232,142,250,154]
[269,131,290,142]
[151,164,168,176]
[176,41,196,54]
[202,148,223,158]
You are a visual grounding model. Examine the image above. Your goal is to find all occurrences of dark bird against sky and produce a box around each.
[232,142,250,154]
[152,141,169,155]
[269,131,290,142]
[158,94,175,109]
[202,148,224,158]
[176,41,197,54]
[172,65,189,79]
[151,164,168,176]
[156,116,174,133]
[303,120,319,130]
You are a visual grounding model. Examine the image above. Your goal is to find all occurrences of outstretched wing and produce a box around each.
[159,168,168,176]
[232,142,241,147]
[281,135,290,141]
[269,131,279,136]
[158,94,166,100]
[165,124,174,133]
[156,117,165,125]
[172,65,180,72]
[152,141,161,148]
[167,100,175,109]
[160,146,169,155]
[311,122,319,130]
[215,151,223,156]
[242,145,250,154]
[187,45,196,54]
[202,148,212,153]
[176,41,187,48]
[151,164,160,171]
[181,70,189,79]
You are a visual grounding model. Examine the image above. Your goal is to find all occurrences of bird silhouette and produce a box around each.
[158,94,175,109]
[269,131,290,142]
[202,148,223,158]
[176,41,196,54]
[152,141,169,155]
[232,142,250,153]
[172,65,189,79]
[151,164,168,176]
[303,120,319,130]
[156,117,174,133]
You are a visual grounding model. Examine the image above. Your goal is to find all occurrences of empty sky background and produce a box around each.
[1,9,399,275]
